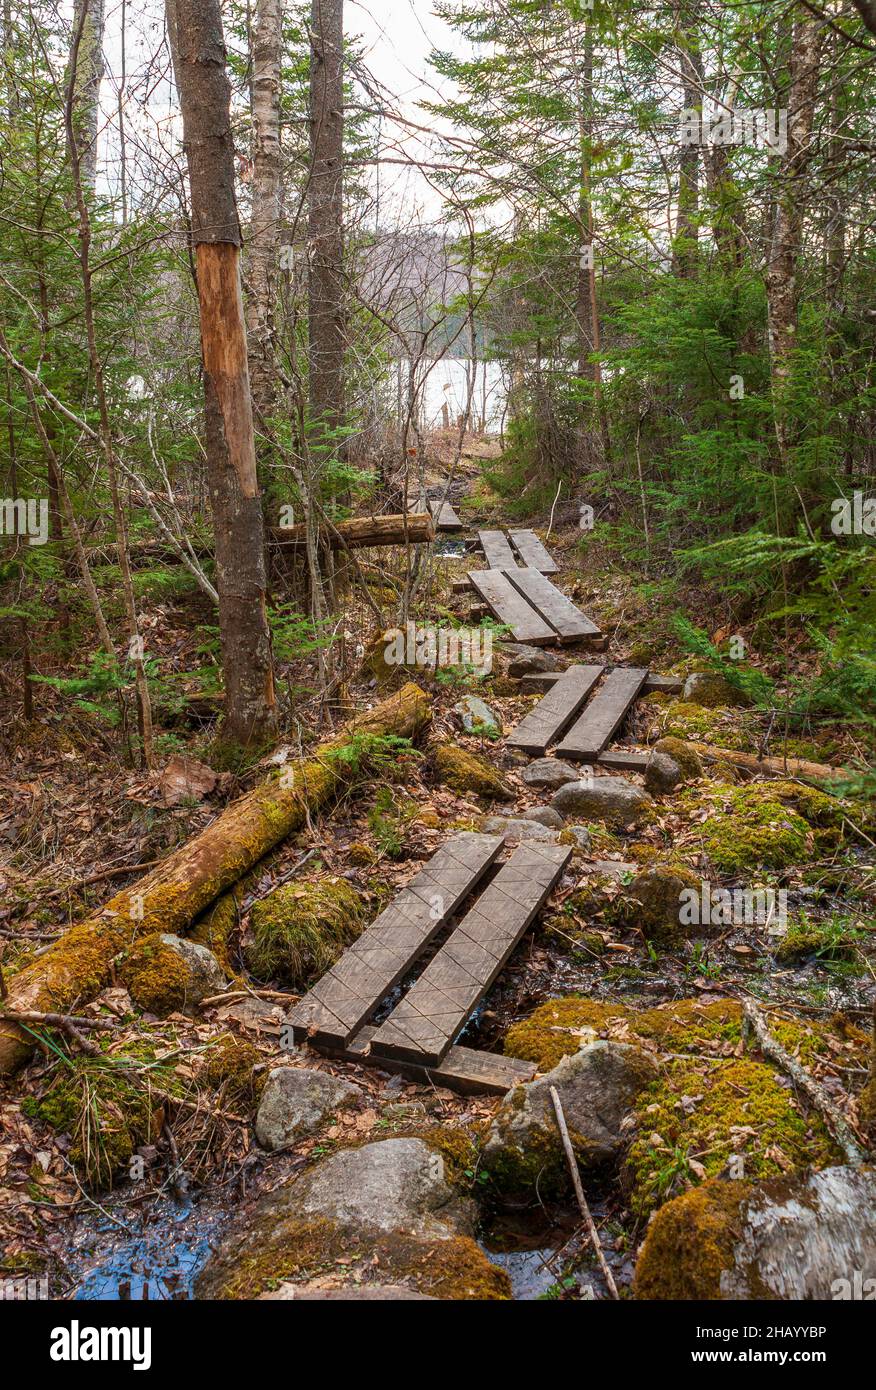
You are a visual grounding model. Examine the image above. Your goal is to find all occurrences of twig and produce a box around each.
[40,859,163,900]
[549,1085,619,1299]
[741,997,867,1166]
[546,478,563,540]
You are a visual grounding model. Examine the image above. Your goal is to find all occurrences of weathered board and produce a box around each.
[506,665,604,756]
[597,750,649,772]
[369,842,572,1067]
[503,568,601,643]
[319,1025,538,1096]
[285,832,503,1048]
[555,666,649,761]
[408,488,462,531]
[478,529,519,570]
[467,569,556,645]
[509,528,558,574]
[519,669,683,696]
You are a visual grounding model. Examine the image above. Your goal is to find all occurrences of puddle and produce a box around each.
[61,1195,227,1301]
[434,537,467,558]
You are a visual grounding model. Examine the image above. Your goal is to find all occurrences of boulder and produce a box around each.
[626,863,703,944]
[521,806,565,829]
[521,758,581,789]
[551,776,652,828]
[566,825,593,851]
[196,1138,510,1300]
[635,1166,876,1300]
[121,933,226,1017]
[452,695,501,737]
[644,737,703,796]
[682,672,749,708]
[482,816,561,844]
[499,643,560,676]
[255,1067,363,1152]
[483,1041,660,1196]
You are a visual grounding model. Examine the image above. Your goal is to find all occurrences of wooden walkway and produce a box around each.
[409,488,462,531]
[476,527,557,573]
[286,833,570,1092]
[467,567,601,647]
[506,664,652,760]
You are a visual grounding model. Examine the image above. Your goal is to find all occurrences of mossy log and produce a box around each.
[688,741,845,785]
[0,683,431,1075]
[270,512,434,551]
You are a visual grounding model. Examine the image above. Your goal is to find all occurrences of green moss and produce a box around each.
[626,1056,838,1217]
[691,781,845,873]
[347,841,378,866]
[433,741,514,800]
[625,863,702,945]
[202,1036,266,1112]
[640,695,753,750]
[653,737,703,780]
[120,933,193,1017]
[634,1180,750,1300]
[245,876,364,986]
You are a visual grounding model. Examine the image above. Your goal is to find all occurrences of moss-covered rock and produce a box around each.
[654,736,703,780]
[244,877,364,986]
[640,694,753,750]
[347,841,378,866]
[634,1180,750,1299]
[696,781,844,873]
[432,742,514,800]
[202,1036,266,1112]
[682,672,750,709]
[120,933,225,1017]
[625,863,703,944]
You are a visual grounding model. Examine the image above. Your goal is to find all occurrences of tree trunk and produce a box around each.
[271,510,434,550]
[308,0,346,460]
[171,0,277,748]
[0,682,431,1075]
[67,0,105,193]
[246,0,282,445]
[674,4,702,278]
[766,16,822,471]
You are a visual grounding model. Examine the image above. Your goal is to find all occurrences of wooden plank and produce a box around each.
[467,569,556,645]
[506,665,604,756]
[477,529,519,569]
[429,496,462,530]
[318,1026,537,1096]
[509,528,558,574]
[555,667,649,761]
[369,842,572,1067]
[503,568,601,643]
[519,670,683,695]
[286,832,503,1048]
[597,750,649,771]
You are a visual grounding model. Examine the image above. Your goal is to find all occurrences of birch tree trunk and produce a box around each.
[308,0,346,461]
[246,0,282,449]
[766,16,822,471]
[171,0,277,748]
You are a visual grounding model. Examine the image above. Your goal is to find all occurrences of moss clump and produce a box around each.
[27,1054,176,1190]
[202,1036,266,1111]
[401,1127,481,1188]
[626,1056,838,1217]
[774,918,860,964]
[245,877,364,986]
[696,780,844,873]
[347,841,377,867]
[640,695,753,750]
[653,737,703,780]
[633,1180,750,1300]
[120,933,193,1017]
[432,742,514,800]
[625,863,702,945]
[198,1216,510,1300]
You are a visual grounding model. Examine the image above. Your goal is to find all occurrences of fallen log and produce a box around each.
[0,683,431,1075]
[687,742,846,785]
[270,512,434,551]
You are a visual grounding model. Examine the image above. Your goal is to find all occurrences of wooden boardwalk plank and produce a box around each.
[467,569,556,645]
[319,1026,538,1096]
[429,496,462,530]
[555,666,649,761]
[597,750,649,771]
[503,568,601,643]
[478,529,519,569]
[519,670,683,696]
[509,529,558,574]
[286,832,503,1048]
[506,665,604,756]
[369,842,572,1067]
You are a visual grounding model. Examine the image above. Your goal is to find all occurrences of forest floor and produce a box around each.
[1,435,874,1300]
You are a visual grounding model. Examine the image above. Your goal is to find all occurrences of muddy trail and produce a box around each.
[1,473,874,1304]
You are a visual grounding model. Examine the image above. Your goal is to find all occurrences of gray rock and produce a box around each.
[482,816,561,844]
[499,643,560,676]
[453,695,501,737]
[551,776,652,828]
[566,825,592,850]
[644,750,682,795]
[255,1068,362,1152]
[521,758,581,789]
[156,934,226,1011]
[483,1042,660,1190]
[521,806,565,829]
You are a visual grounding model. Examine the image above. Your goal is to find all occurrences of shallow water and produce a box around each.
[63,1195,226,1301]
